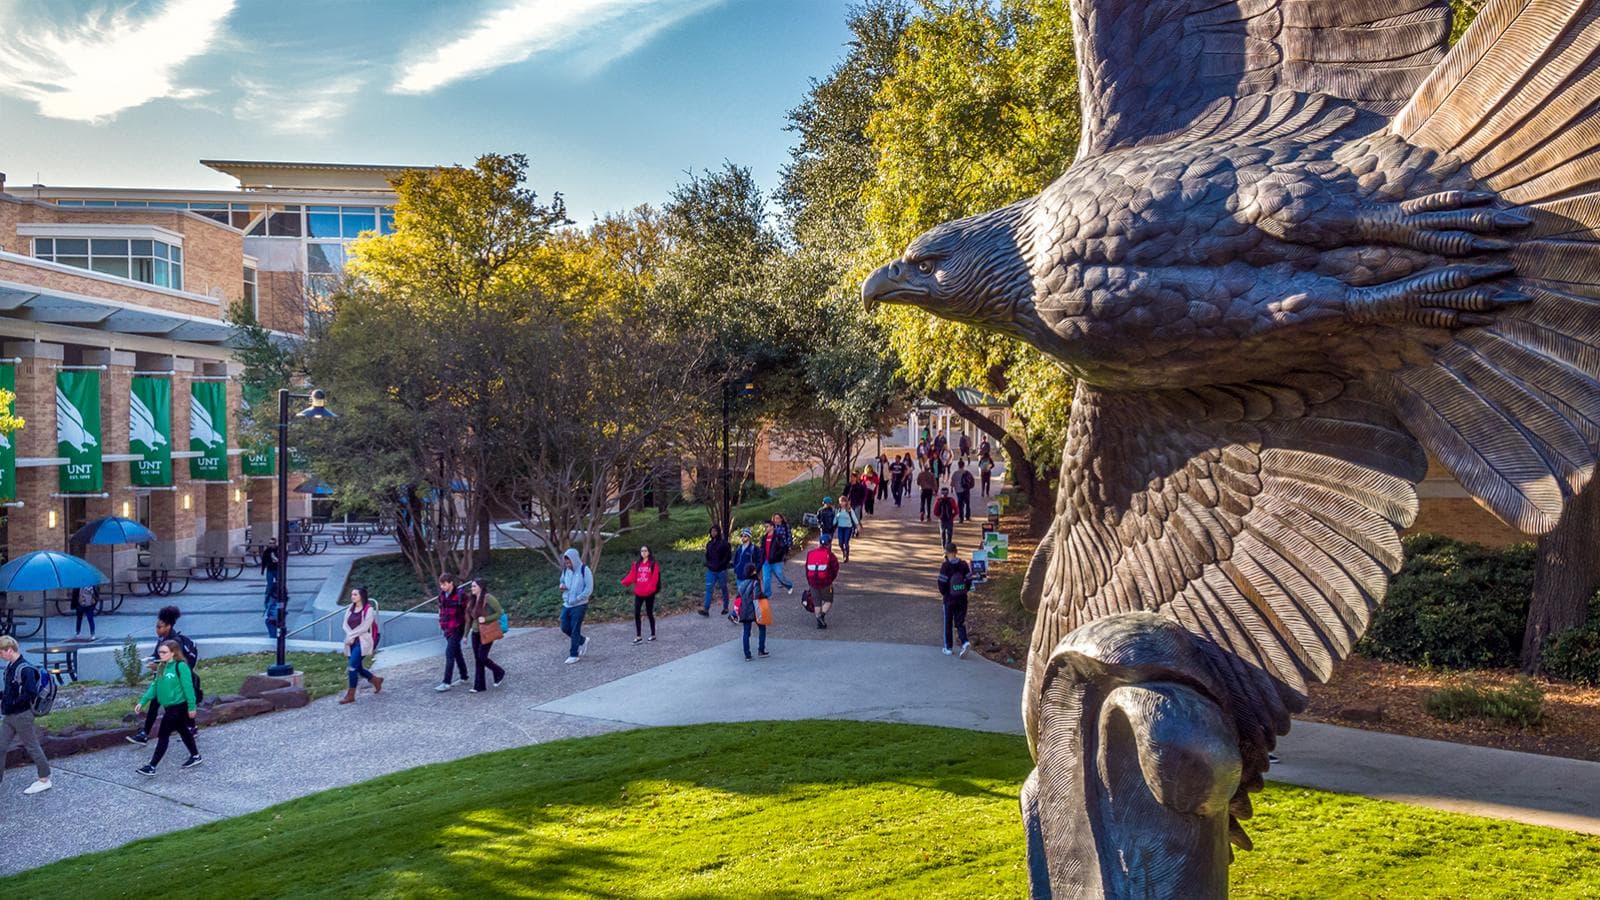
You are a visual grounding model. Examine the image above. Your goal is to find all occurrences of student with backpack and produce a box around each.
[621,545,661,644]
[559,548,594,664]
[127,606,199,746]
[731,528,761,623]
[701,525,733,618]
[134,638,201,775]
[804,533,841,629]
[761,514,795,598]
[465,579,507,692]
[955,461,976,523]
[736,562,770,660]
[339,586,384,704]
[938,543,973,657]
[917,466,938,521]
[816,497,839,545]
[0,635,53,795]
[835,496,862,563]
[933,487,960,551]
[70,584,98,640]
[434,574,468,692]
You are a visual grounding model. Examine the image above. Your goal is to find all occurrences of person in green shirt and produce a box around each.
[133,639,201,775]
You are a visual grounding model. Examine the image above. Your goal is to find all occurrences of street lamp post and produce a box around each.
[267,387,336,678]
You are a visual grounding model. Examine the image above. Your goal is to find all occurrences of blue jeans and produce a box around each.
[560,604,587,658]
[703,568,730,612]
[943,598,969,649]
[742,621,767,657]
[761,561,792,596]
[347,643,375,689]
[836,526,854,555]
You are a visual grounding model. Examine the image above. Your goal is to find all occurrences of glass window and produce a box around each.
[170,263,182,291]
[91,239,128,256]
[190,202,227,210]
[194,210,230,225]
[235,211,259,231]
[55,238,88,255]
[149,201,185,209]
[54,200,82,207]
[341,207,376,237]
[306,242,345,274]
[307,206,341,238]
[167,244,181,264]
[33,238,52,255]
[380,208,396,233]
[91,257,130,278]
[113,200,148,208]
[56,256,89,270]
[131,240,153,256]
[243,266,258,312]
[83,200,115,207]
[133,258,154,283]
[267,210,303,237]
[154,259,170,288]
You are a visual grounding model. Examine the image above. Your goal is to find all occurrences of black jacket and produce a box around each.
[261,544,280,573]
[704,537,732,573]
[764,524,792,563]
[2,657,41,715]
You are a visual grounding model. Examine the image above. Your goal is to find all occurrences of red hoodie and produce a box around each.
[621,559,661,597]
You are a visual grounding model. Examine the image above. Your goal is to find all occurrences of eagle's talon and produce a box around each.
[1348,262,1522,326]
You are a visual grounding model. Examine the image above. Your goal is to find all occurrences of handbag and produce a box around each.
[802,589,814,613]
[479,617,505,643]
[756,596,773,626]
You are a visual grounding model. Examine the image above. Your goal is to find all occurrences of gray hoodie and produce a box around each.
[559,547,593,608]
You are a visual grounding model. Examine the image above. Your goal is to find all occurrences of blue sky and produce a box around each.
[0,0,855,220]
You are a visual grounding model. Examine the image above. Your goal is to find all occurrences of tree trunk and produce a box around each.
[1522,483,1600,672]
[477,503,492,564]
[933,389,1054,536]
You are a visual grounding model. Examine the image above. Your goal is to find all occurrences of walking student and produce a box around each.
[862,466,878,517]
[340,586,384,703]
[622,545,661,644]
[261,538,281,639]
[876,455,890,502]
[732,528,761,622]
[804,533,840,629]
[938,543,973,657]
[701,525,732,617]
[816,497,839,546]
[736,562,769,660]
[465,579,506,692]
[0,636,52,795]
[134,639,201,775]
[890,455,908,506]
[434,574,468,692]
[128,606,199,745]
[979,453,995,496]
[836,496,862,563]
[917,465,938,521]
[559,548,593,663]
[955,461,976,523]
[70,584,98,640]
[933,487,960,551]
[762,514,795,598]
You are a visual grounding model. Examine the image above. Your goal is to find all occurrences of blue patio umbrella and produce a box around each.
[0,550,108,649]
[71,515,157,547]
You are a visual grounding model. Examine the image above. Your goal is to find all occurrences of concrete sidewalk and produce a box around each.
[4,485,1598,874]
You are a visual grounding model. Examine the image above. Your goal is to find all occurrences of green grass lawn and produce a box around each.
[16,721,1599,897]
[44,651,352,734]
[348,480,824,624]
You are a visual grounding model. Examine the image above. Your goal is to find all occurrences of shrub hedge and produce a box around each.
[1358,534,1535,670]
[1541,592,1600,685]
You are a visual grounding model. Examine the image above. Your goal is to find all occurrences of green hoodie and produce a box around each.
[140,660,198,711]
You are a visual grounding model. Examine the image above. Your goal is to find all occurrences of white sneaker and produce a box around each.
[579,636,590,657]
[564,655,579,664]
[942,647,954,656]
[23,779,51,795]
[434,682,451,692]
[959,642,971,658]
[786,585,794,595]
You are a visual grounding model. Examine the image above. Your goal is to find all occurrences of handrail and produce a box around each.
[283,596,437,640]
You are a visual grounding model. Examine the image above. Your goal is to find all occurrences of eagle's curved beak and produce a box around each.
[861,261,926,312]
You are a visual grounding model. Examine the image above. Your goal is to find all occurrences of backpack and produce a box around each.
[948,565,970,596]
[13,659,56,716]
[818,507,837,532]
[174,633,204,703]
[370,602,382,650]
[961,470,975,491]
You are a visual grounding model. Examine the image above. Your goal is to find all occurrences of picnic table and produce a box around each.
[51,587,124,616]
[328,522,377,545]
[115,567,191,597]
[0,599,44,638]
[189,554,248,581]
[287,533,329,556]
[28,640,103,684]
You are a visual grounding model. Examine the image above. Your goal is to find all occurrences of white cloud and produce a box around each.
[393,0,720,95]
[235,75,365,135]
[0,0,236,123]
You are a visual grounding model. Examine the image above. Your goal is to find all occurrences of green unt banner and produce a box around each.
[130,376,172,487]
[0,363,14,502]
[57,369,103,493]
[242,445,274,476]
[189,381,229,481]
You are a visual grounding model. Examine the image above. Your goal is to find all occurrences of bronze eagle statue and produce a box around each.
[863,0,1600,895]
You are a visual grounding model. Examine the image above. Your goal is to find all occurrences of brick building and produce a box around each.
[0,159,426,574]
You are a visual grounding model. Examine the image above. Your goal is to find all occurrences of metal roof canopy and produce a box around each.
[0,277,292,348]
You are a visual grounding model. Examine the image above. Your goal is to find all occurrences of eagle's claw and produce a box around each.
[1359,190,1532,256]
[1348,262,1527,328]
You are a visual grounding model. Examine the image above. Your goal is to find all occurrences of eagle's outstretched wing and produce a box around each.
[1023,374,1425,832]
[1073,0,1452,157]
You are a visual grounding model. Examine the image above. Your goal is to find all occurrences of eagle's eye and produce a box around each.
[916,259,936,275]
